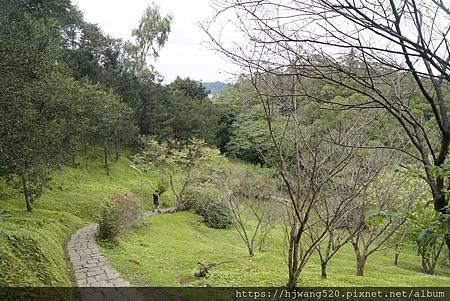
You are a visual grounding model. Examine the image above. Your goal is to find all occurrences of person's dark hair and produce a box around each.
[155,190,159,193]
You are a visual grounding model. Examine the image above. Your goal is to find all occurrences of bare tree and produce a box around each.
[344,169,419,276]
[312,150,389,279]
[205,0,450,257]
[230,71,380,287]
[223,169,280,256]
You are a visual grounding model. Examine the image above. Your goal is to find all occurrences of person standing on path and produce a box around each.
[152,190,161,213]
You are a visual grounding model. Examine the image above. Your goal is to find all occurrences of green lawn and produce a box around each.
[101,212,450,288]
[1,154,449,288]
[0,155,166,286]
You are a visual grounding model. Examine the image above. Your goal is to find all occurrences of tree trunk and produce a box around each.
[446,229,450,262]
[115,142,120,161]
[394,253,399,266]
[104,144,109,176]
[432,179,450,256]
[25,194,32,212]
[84,140,88,156]
[84,140,88,169]
[286,225,300,289]
[247,245,254,257]
[71,154,77,167]
[356,255,367,276]
[286,265,299,289]
[321,261,328,279]
[421,255,432,274]
[175,196,182,211]
[21,177,33,212]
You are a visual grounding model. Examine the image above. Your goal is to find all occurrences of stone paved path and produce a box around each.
[67,208,175,289]
[67,224,128,288]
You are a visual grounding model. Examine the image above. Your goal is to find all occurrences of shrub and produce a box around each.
[183,181,233,229]
[416,229,445,274]
[178,189,198,211]
[408,204,449,275]
[194,197,233,229]
[97,193,140,242]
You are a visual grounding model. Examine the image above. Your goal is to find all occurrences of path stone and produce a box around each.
[68,224,131,288]
[67,208,175,300]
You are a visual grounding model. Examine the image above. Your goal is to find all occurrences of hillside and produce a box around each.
[0,156,164,286]
[3,0,450,295]
[201,81,226,96]
[101,212,450,288]
[1,156,449,289]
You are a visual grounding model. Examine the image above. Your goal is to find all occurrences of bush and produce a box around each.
[194,197,233,229]
[408,203,448,274]
[178,193,197,211]
[416,229,445,275]
[175,162,235,228]
[97,193,140,242]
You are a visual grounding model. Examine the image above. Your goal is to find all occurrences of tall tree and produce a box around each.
[169,77,209,100]
[124,2,172,81]
[0,0,138,209]
[0,0,80,210]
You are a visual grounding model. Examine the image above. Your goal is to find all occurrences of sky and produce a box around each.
[71,0,236,83]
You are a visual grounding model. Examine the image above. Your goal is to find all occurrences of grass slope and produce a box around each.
[0,155,165,286]
[101,212,450,287]
[1,155,449,288]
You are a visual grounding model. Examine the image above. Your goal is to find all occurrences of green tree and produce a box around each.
[162,92,220,144]
[81,85,137,175]
[139,138,221,210]
[0,0,139,209]
[168,77,209,100]
[124,2,172,80]
[408,203,449,274]
[0,0,79,211]
[226,107,271,164]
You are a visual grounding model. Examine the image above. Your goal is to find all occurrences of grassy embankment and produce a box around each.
[0,155,164,286]
[101,213,450,288]
[1,153,449,288]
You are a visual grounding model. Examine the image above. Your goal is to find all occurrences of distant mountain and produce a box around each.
[200,81,226,96]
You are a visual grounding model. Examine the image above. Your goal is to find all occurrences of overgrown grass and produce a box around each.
[101,212,450,288]
[0,154,168,286]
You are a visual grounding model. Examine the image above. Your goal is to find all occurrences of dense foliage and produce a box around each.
[0,0,232,211]
[194,197,233,229]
